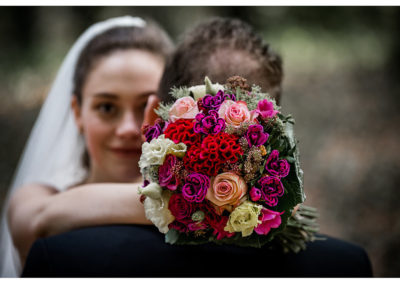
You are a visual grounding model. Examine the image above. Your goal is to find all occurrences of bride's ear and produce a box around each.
[71,96,83,133]
[141,94,160,140]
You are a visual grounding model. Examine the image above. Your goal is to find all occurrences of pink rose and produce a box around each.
[169,96,199,122]
[206,172,248,214]
[218,100,252,128]
[254,208,283,235]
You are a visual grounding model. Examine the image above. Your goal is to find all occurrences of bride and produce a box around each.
[0,16,173,277]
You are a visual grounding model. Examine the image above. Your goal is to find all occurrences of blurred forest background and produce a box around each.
[0,6,399,277]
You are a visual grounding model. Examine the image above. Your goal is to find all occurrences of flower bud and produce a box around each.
[250,187,262,201]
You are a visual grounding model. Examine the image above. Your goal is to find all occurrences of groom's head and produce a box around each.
[158,17,283,105]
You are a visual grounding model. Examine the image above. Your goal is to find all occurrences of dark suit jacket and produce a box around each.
[22,225,373,277]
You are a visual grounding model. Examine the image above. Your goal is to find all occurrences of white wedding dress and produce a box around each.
[0,16,146,277]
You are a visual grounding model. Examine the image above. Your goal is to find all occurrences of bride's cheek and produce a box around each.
[84,120,113,165]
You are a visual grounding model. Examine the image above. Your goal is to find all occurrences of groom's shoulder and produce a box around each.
[22,225,372,277]
[285,234,373,276]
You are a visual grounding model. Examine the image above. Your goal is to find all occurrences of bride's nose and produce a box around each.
[115,111,141,139]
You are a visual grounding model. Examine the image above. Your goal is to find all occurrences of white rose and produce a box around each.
[143,191,175,234]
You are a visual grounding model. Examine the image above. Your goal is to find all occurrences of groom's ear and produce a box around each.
[141,94,160,141]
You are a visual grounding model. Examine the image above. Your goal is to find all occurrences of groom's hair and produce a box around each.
[158,17,283,105]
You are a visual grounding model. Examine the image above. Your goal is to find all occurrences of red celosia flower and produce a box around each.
[183,132,243,176]
[164,119,202,146]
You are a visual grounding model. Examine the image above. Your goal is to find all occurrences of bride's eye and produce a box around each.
[96,102,117,116]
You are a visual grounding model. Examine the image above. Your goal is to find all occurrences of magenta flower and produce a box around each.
[265,150,290,178]
[254,208,283,235]
[249,186,262,201]
[182,173,210,203]
[193,110,225,135]
[258,176,284,207]
[245,124,269,147]
[256,99,279,119]
[158,154,179,190]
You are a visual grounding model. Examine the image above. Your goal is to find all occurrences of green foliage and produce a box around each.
[170,86,191,100]
[272,204,321,253]
[142,165,160,183]
[283,122,306,204]
[165,229,210,246]
[234,87,270,111]
[154,102,173,121]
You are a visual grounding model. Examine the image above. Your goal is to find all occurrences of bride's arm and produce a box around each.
[7,182,149,264]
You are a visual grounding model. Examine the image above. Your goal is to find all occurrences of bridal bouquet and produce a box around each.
[139,76,318,252]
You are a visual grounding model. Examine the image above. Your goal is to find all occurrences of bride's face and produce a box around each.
[72,49,164,183]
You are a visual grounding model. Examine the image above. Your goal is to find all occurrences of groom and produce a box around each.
[22,18,372,277]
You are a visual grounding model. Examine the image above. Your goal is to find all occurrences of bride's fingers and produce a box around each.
[141,94,160,141]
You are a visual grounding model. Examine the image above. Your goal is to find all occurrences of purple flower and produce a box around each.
[245,124,269,147]
[249,187,262,201]
[258,176,284,207]
[262,194,279,207]
[158,154,179,190]
[145,123,162,142]
[265,150,290,178]
[193,110,225,135]
[256,99,279,119]
[182,173,210,203]
[201,90,236,111]
[223,92,236,102]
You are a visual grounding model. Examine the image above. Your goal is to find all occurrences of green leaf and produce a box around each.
[154,102,173,121]
[165,229,180,245]
[170,86,191,100]
[205,76,214,94]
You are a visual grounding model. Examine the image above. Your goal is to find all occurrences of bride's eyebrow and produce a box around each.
[93,93,118,100]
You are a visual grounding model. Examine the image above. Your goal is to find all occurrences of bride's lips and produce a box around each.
[109,147,141,158]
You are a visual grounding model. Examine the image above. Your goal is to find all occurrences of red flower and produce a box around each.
[183,132,243,176]
[201,202,235,240]
[164,119,202,146]
[168,193,194,220]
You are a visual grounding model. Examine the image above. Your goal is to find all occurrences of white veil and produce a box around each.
[0,16,146,277]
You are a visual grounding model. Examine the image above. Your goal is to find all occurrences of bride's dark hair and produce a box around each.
[72,20,173,169]
[73,21,174,104]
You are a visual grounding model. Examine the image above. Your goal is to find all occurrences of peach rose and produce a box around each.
[218,100,252,128]
[169,96,199,122]
[206,172,248,214]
